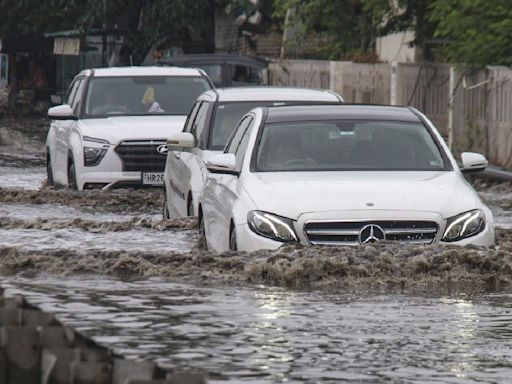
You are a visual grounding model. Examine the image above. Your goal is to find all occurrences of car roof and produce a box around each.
[198,87,342,103]
[158,54,268,68]
[79,66,206,77]
[263,104,420,123]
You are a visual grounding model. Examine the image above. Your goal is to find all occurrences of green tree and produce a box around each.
[0,0,215,62]
[429,0,512,66]
[364,0,436,59]
[273,0,375,59]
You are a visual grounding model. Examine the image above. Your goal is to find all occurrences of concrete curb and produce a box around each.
[0,287,209,384]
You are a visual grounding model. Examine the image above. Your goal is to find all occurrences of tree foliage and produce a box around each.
[272,0,435,60]
[2,0,512,66]
[429,0,512,66]
[0,0,214,62]
[273,0,374,59]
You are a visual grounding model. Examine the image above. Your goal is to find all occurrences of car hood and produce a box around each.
[243,171,479,220]
[79,115,187,144]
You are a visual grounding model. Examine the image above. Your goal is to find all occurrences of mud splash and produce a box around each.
[0,117,47,154]
[0,187,164,213]
[476,179,512,211]
[0,216,196,232]
[0,228,510,292]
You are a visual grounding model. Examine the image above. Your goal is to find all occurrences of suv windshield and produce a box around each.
[255,120,448,172]
[84,76,211,117]
[209,101,339,150]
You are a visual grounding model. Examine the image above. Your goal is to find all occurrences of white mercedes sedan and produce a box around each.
[198,105,495,252]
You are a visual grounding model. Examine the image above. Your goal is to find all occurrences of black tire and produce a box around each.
[229,224,238,251]
[162,191,170,219]
[46,152,54,186]
[187,196,194,217]
[67,159,78,190]
[198,211,207,250]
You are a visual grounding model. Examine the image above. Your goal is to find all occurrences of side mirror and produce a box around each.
[206,153,238,175]
[48,104,76,120]
[460,152,488,173]
[167,132,195,150]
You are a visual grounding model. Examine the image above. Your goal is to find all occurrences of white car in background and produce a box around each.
[46,66,212,190]
[163,87,343,218]
[198,105,495,253]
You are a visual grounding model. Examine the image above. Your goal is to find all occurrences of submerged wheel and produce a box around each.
[187,197,194,217]
[46,153,54,186]
[229,224,238,251]
[198,211,207,250]
[162,191,170,219]
[67,160,77,190]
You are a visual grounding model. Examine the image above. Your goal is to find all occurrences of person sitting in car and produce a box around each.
[141,86,164,113]
[92,89,129,114]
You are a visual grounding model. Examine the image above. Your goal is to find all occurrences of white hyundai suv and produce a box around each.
[46,66,212,190]
[163,87,343,218]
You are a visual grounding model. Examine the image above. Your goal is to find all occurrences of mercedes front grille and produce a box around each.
[304,220,439,245]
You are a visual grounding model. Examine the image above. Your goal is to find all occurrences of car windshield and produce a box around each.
[84,76,211,117]
[255,120,448,172]
[209,101,338,150]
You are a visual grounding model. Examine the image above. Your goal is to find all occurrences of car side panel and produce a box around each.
[67,125,84,189]
[46,123,60,183]
[201,174,235,252]
[54,120,76,186]
[165,149,187,218]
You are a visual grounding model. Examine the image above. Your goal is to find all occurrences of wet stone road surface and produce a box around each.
[1,119,512,382]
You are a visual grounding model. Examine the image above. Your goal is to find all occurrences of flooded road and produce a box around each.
[1,118,512,382]
[4,276,512,383]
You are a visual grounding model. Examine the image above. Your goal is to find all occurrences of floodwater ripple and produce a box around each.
[3,277,512,383]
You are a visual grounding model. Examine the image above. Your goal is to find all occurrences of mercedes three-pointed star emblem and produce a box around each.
[359,224,386,244]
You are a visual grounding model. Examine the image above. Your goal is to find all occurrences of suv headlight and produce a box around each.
[247,211,298,243]
[83,136,109,167]
[442,209,485,242]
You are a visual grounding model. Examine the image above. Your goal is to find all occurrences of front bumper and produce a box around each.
[76,143,166,190]
[235,209,496,252]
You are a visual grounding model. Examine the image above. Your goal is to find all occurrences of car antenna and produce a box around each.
[129,55,133,66]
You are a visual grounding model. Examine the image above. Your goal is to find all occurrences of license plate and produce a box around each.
[142,172,164,185]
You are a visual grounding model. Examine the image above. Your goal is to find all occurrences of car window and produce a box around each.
[66,79,80,106]
[255,120,448,172]
[191,101,210,142]
[84,76,211,117]
[226,116,253,154]
[209,101,306,150]
[234,119,255,170]
[231,65,263,86]
[184,101,202,133]
[70,79,85,115]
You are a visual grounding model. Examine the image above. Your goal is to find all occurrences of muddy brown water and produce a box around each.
[1,119,512,382]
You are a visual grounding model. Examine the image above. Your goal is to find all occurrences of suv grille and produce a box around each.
[304,220,439,245]
[114,140,167,172]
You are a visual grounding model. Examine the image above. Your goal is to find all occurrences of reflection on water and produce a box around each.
[3,276,512,383]
[442,298,478,378]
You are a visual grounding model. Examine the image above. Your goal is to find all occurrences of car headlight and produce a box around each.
[247,211,298,243]
[442,209,485,242]
[83,147,107,166]
[83,136,109,167]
